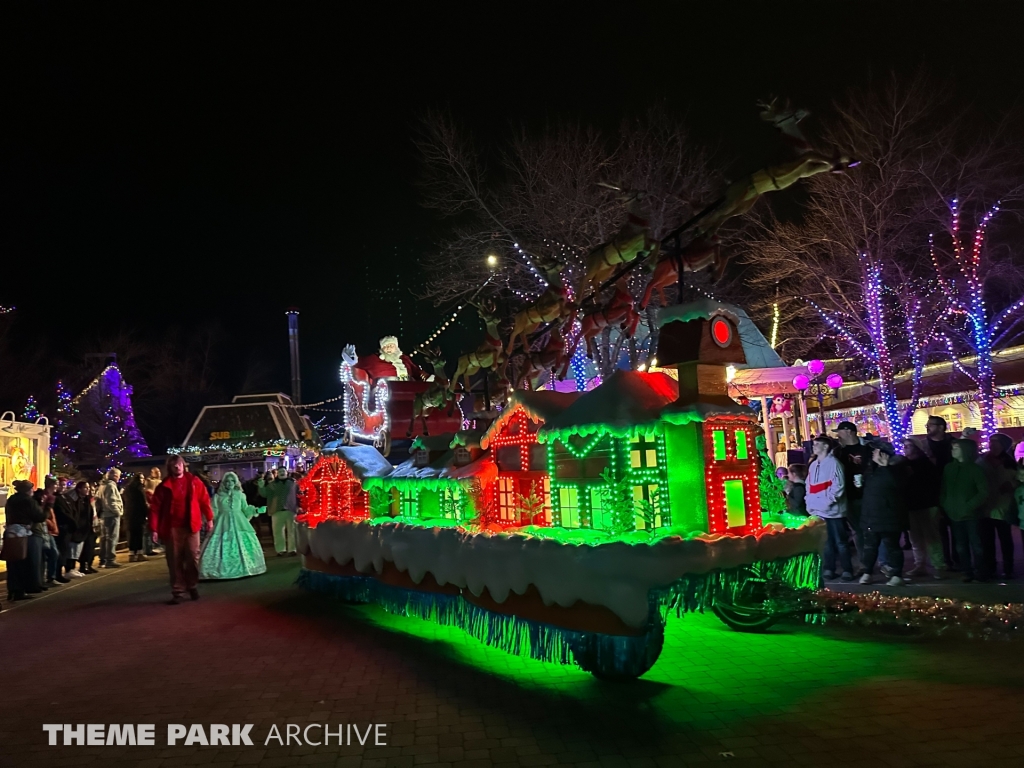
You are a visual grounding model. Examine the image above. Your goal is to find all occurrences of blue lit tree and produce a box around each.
[51,380,77,457]
[933,199,1024,443]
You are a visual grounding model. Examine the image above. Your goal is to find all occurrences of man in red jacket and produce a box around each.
[149,455,213,604]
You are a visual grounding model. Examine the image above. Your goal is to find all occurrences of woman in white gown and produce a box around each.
[198,472,267,580]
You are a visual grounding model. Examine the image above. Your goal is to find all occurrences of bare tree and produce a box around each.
[416,109,719,374]
[743,70,1023,362]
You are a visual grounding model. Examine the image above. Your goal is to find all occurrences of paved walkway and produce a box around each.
[3,550,1024,768]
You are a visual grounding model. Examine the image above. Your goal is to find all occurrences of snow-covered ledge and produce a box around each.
[298,519,826,628]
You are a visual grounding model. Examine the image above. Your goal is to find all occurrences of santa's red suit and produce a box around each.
[355,354,428,382]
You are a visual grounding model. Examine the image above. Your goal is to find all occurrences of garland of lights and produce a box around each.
[170,439,318,455]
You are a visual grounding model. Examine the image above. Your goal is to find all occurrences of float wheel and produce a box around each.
[712,603,779,633]
[570,621,665,681]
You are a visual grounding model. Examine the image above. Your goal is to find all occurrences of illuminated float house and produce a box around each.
[654,300,763,535]
[362,431,496,524]
[538,372,679,532]
[296,445,393,528]
[534,299,762,536]
[478,390,581,528]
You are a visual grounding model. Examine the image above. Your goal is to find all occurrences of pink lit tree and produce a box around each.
[932,199,1024,443]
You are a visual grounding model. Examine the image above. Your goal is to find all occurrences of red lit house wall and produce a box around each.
[701,418,762,536]
[297,455,370,528]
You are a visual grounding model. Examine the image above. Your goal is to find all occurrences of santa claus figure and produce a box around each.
[343,337,433,382]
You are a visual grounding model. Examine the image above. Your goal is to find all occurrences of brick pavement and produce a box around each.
[2,550,1024,768]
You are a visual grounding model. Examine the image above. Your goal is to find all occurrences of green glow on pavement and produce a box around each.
[346,605,898,729]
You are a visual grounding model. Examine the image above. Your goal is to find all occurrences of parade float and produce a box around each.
[296,101,846,678]
[297,303,826,679]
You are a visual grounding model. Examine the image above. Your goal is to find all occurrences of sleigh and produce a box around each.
[340,363,463,457]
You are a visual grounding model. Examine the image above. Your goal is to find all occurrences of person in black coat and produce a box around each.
[5,480,48,600]
[122,474,150,562]
[859,441,909,586]
[903,439,946,578]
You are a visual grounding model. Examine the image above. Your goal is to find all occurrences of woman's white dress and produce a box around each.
[198,491,267,579]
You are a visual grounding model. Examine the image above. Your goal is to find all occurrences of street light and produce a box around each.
[793,359,843,435]
[486,254,498,267]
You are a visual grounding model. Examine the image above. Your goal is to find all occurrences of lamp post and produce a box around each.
[793,359,843,437]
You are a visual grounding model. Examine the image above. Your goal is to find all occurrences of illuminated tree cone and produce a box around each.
[58,365,150,469]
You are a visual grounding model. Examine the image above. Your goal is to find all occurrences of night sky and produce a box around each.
[3,2,1023,448]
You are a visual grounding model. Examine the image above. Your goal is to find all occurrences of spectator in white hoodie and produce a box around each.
[806,435,853,581]
[96,468,124,568]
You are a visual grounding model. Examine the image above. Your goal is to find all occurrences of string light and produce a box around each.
[171,439,318,455]
[296,455,369,528]
[703,419,762,535]
[340,359,391,445]
[931,198,1018,447]
[770,301,780,349]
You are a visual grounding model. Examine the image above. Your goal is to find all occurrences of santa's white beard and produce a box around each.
[380,350,408,379]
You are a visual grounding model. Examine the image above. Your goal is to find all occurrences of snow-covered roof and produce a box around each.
[181,392,319,450]
[450,430,485,449]
[657,299,784,370]
[539,371,679,438]
[657,299,740,326]
[660,400,757,425]
[321,445,395,481]
[410,434,458,453]
[480,390,582,449]
[379,451,495,483]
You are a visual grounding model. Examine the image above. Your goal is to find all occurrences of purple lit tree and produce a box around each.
[810,256,948,449]
[932,199,1024,443]
[62,365,150,469]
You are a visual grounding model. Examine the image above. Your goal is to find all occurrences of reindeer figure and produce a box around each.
[505,256,574,357]
[570,278,641,360]
[639,235,721,309]
[693,100,856,241]
[407,348,454,437]
[514,326,568,391]
[450,299,506,394]
[583,186,658,294]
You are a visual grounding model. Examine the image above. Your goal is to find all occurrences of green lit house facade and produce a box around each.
[546,426,671,531]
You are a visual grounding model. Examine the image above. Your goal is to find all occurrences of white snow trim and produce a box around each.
[657,298,740,327]
[326,445,395,480]
[299,517,826,628]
